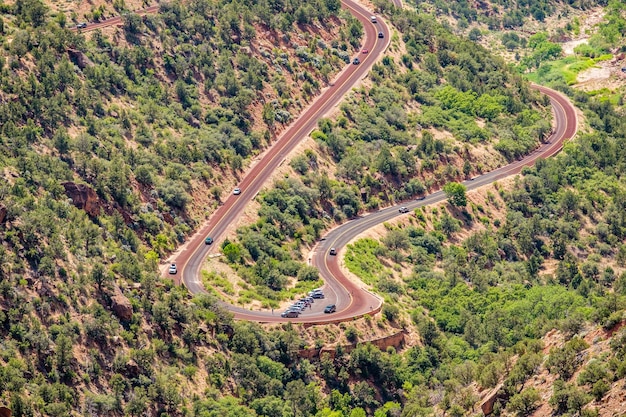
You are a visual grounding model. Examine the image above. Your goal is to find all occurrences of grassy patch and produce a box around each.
[587,88,623,105]
[344,238,389,285]
[201,270,235,296]
[526,54,613,85]
[237,279,324,309]
[277,280,325,302]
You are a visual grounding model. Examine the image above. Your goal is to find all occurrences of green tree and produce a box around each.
[443,182,467,207]
[262,102,275,130]
[126,387,149,417]
[297,265,319,281]
[440,212,461,237]
[468,28,482,41]
[91,263,111,294]
[546,337,589,379]
[549,380,590,414]
[507,388,540,417]
[55,334,74,379]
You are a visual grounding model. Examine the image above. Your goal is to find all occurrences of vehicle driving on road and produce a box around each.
[324,304,336,314]
[329,248,337,255]
[399,207,409,213]
[352,58,360,65]
[378,32,384,38]
[204,237,213,245]
[233,188,241,195]
[281,310,299,318]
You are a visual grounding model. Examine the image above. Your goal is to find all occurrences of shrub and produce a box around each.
[345,326,359,343]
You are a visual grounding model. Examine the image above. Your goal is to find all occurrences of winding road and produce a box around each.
[69,6,160,32]
[171,0,392,321]
[148,3,578,322]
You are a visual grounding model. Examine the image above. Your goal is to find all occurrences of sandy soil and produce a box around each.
[577,66,612,83]
[562,38,588,55]
[557,8,626,90]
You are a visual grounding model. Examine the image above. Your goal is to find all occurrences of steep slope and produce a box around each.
[0,0,367,414]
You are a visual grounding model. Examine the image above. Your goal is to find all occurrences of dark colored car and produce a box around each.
[281,310,299,318]
[329,248,337,255]
[378,32,384,38]
[324,304,336,314]
[205,236,213,245]
[352,58,360,65]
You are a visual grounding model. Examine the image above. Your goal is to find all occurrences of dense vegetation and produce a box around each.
[1,0,626,414]
[0,0,357,272]
[341,78,626,415]
[0,0,366,414]
[375,0,609,32]
[215,7,553,305]
[524,0,626,88]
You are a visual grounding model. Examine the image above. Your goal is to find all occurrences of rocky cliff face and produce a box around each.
[0,203,6,224]
[110,286,134,322]
[62,182,102,217]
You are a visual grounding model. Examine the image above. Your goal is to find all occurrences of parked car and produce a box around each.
[329,248,337,255]
[205,236,213,245]
[324,304,336,314]
[352,58,360,65]
[233,188,241,195]
[309,289,324,298]
[304,296,314,304]
[378,32,384,38]
[168,263,177,275]
[281,310,299,318]
[399,207,409,213]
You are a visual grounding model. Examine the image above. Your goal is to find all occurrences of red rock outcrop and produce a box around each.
[62,182,102,217]
[480,383,505,415]
[0,203,6,223]
[110,286,133,321]
[67,48,94,69]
